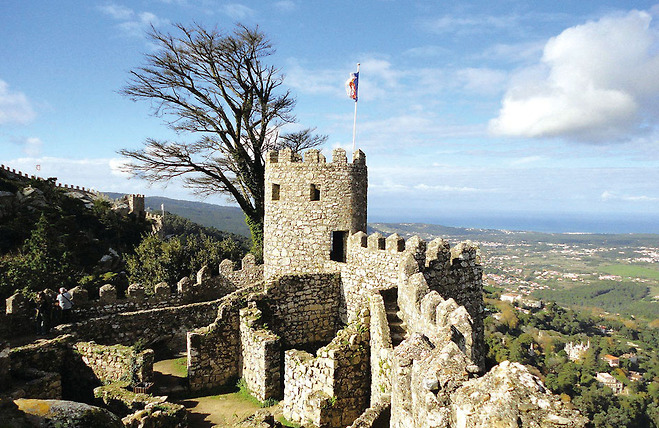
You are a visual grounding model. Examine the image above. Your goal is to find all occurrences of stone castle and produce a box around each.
[0,150,587,427]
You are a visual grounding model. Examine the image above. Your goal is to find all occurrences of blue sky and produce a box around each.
[1,1,659,232]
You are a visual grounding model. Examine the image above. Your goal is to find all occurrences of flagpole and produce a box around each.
[352,63,360,153]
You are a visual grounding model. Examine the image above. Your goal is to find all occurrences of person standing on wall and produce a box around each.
[56,288,73,324]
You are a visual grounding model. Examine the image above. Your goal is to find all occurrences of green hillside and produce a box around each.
[104,193,250,237]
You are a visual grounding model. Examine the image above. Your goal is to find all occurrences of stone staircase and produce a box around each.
[381,288,406,347]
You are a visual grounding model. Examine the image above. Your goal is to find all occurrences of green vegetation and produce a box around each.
[277,415,301,427]
[235,378,278,408]
[126,232,243,292]
[172,357,188,378]
[533,282,656,319]
[0,174,152,300]
[485,293,659,428]
[601,264,659,281]
[0,171,248,303]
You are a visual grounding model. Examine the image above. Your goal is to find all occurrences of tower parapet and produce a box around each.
[263,148,367,280]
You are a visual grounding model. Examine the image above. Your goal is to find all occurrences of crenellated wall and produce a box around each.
[336,232,425,321]
[0,164,99,196]
[263,148,367,280]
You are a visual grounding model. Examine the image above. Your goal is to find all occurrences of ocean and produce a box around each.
[369,212,659,235]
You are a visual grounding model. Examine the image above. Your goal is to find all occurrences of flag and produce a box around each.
[345,71,359,101]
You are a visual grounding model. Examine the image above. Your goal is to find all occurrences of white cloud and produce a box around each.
[478,41,544,63]
[404,45,450,58]
[510,156,542,166]
[489,9,659,141]
[274,1,296,12]
[0,80,36,125]
[109,158,132,177]
[99,3,167,37]
[222,3,255,20]
[423,14,518,34]
[455,68,507,94]
[98,3,134,20]
[601,191,659,202]
[22,137,42,157]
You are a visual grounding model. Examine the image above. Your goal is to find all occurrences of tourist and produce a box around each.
[56,287,73,324]
[35,292,52,335]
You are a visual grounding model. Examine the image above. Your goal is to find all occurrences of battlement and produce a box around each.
[266,148,366,166]
[346,231,479,271]
[1,163,100,196]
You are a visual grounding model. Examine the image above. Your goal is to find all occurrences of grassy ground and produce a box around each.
[600,264,659,280]
[153,355,296,427]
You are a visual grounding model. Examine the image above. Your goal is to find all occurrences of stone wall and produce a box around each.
[240,304,281,401]
[8,335,73,400]
[187,283,264,392]
[397,270,475,365]
[263,148,367,280]
[347,396,391,428]
[187,273,341,394]
[2,256,259,341]
[338,232,424,321]
[55,298,222,346]
[0,342,9,391]
[263,273,341,347]
[9,335,73,375]
[220,253,264,287]
[424,240,484,369]
[283,310,370,428]
[73,342,154,385]
[368,291,393,404]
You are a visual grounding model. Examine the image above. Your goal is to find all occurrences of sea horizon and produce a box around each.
[369,212,659,235]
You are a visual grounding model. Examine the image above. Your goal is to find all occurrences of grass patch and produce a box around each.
[276,415,301,427]
[600,264,659,280]
[235,378,279,408]
[172,357,188,377]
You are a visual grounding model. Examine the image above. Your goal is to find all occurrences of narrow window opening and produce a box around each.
[310,184,321,201]
[272,183,280,201]
[360,235,368,248]
[330,231,348,262]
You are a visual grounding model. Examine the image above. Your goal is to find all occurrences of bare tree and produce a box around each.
[275,128,328,154]
[119,23,323,257]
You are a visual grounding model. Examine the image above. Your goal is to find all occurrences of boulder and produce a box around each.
[127,283,145,300]
[13,398,123,428]
[154,282,170,299]
[450,361,588,428]
[68,286,88,304]
[99,284,117,303]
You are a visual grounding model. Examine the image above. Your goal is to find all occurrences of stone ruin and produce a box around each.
[0,149,588,427]
[183,148,587,427]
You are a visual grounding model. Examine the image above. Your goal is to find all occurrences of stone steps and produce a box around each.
[381,288,406,348]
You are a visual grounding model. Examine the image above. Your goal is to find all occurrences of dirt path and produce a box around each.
[179,393,266,427]
[153,354,275,427]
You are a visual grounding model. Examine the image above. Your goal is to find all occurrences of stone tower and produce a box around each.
[127,194,145,216]
[263,148,367,280]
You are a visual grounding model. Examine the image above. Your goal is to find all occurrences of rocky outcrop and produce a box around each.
[13,398,123,427]
[451,361,588,428]
[390,339,587,427]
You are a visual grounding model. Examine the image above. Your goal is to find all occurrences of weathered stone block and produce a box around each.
[99,284,117,303]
